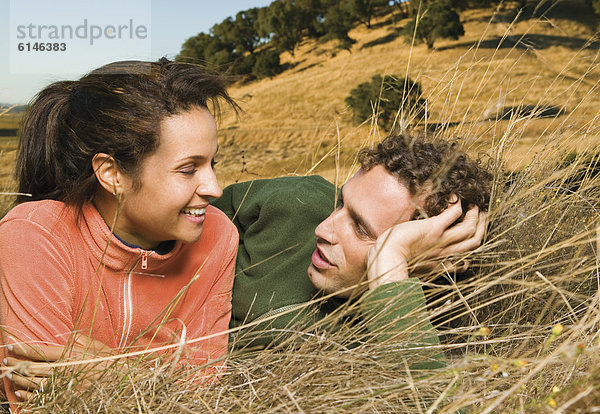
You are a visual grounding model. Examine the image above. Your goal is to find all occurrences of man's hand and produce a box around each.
[367,197,487,291]
[4,334,114,402]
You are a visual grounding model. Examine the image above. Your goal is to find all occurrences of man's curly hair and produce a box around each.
[358,133,492,217]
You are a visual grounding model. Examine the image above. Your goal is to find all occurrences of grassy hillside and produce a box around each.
[3,2,600,412]
[216,0,600,185]
[1,1,598,197]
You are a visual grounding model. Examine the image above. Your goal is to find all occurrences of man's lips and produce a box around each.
[311,246,333,270]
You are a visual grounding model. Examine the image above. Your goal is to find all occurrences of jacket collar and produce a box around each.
[78,202,182,274]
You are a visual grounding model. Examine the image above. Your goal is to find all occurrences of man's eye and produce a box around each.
[179,167,196,175]
[354,222,369,237]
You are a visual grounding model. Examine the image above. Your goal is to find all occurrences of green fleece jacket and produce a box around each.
[212,175,444,369]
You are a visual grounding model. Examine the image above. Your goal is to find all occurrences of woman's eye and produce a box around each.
[211,159,218,169]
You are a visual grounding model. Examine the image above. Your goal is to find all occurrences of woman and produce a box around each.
[0,58,239,407]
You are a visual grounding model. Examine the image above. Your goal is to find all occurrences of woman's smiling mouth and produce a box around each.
[181,207,206,223]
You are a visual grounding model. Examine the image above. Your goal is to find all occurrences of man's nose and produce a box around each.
[314,210,339,244]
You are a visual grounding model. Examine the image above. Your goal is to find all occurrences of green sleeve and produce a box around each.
[211,176,338,347]
[360,279,446,370]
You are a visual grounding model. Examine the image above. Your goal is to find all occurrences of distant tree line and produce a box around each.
[177,0,548,81]
[587,0,600,28]
[177,0,396,80]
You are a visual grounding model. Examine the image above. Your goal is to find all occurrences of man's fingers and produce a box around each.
[441,210,487,254]
[9,372,47,391]
[442,260,471,274]
[474,211,487,241]
[437,205,480,246]
[461,204,480,228]
[4,357,53,377]
[9,340,66,362]
[72,334,113,357]
[14,389,37,402]
[438,228,485,257]
[434,200,463,229]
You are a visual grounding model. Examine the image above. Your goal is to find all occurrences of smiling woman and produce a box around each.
[94,107,223,249]
[0,58,239,410]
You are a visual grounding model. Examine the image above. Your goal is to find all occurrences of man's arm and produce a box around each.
[212,176,338,346]
[360,200,487,370]
[4,334,114,401]
[360,279,446,370]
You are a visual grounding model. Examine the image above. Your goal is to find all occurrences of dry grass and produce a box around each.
[2,0,600,412]
[215,0,600,183]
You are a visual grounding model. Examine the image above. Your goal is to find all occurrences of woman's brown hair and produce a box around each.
[16,58,238,211]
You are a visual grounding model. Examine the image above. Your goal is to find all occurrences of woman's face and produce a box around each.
[115,106,222,249]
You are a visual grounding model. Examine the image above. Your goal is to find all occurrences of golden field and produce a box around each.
[2,1,600,412]
[2,1,599,202]
[215,0,600,185]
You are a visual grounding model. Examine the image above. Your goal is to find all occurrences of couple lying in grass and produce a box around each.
[0,58,490,410]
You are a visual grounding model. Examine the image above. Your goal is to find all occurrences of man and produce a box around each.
[214,133,490,358]
[5,133,490,397]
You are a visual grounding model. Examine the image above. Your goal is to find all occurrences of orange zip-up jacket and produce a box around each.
[0,200,238,408]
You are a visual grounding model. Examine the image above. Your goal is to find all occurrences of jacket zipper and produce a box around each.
[119,249,154,348]
[257,303,306,321]
[141,250,150,269]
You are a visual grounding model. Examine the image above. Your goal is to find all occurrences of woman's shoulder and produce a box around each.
[177,205,238,267]
[204,205,237,242]
[0,200,77,254]
[1,199,75,229]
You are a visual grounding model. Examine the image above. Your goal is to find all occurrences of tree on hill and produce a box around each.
[588,0,600,15]
[345,74,427,131]
[257,0,314,56]
[252,49,284,78]
[585,0,600,29]
[177,7,283,81]
[398,0,497,17]
[295,0,326,38]
[178,33,234,67]
[347,0,389,28]
[402,1,465,49]
[323,3,356,51]
[211,10,262,56]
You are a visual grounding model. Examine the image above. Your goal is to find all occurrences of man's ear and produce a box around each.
[92,153,127,196]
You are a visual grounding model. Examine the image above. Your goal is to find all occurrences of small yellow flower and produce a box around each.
[490,364,499,372]
[479,327,491,336]
[552,386,560,393]
[551,323,564,336]
[548,398,557,408]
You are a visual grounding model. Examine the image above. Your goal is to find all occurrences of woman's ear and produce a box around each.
[92,153,127,196]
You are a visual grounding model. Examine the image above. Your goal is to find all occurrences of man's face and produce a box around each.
[307,165,419,298]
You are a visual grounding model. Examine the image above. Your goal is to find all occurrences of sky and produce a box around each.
[0,0,273,104]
